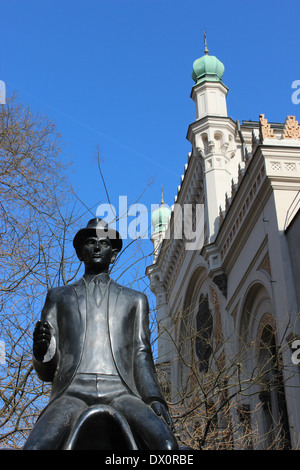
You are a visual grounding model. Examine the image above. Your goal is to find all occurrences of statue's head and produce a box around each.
[73,218,122,272]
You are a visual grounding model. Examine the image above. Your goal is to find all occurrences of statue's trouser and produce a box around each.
[23,374,178,450]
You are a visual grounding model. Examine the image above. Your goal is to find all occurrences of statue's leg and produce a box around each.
[23,395,87,450]
[111,394,178,450]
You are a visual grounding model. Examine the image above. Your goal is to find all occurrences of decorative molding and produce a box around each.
[213,273,227,298]
[259,114,275,140]
[256,312,277,360]
[258,253,271,277]
[166,239,186,297]
[270,161,282,172]
[231,303,239,328]
[266,155,299,180]
[283,116,300,140]
[210,285,224,350]
[220,164,266,260]
[252,130,260,153]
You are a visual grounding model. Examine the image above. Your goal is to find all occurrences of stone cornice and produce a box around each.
[190,80,229,100]
[217,148,269,270]
[186,115,237,144]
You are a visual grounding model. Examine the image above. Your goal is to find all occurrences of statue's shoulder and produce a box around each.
[46,280,80,301]
[110,279,148,304]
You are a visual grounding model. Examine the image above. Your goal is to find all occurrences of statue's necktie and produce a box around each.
[93,277,102,306]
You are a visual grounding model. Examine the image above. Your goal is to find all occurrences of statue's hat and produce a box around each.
[73,218,122,257]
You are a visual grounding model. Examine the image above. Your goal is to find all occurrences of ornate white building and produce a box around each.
[146,46,300,449]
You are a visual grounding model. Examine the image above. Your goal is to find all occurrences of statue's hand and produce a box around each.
[33,321,52,359]
[150,401,175,432]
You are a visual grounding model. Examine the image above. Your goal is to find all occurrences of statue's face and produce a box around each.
[80,236,114,272]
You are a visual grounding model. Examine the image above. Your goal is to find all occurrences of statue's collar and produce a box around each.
[83,272,110,285]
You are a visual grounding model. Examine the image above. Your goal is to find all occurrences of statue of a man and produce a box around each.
[24,218,178,450]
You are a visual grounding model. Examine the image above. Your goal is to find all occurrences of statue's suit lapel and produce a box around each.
[72,278,87,379]
[107,280,123,349]
[73,278,87,325]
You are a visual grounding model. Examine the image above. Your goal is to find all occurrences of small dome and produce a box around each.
[192,53,225,85]
[151,203,171,234]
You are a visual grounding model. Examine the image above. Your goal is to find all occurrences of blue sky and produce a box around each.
[1,0,300,284]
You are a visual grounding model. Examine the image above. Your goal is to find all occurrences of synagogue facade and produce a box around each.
[146,47,300,449]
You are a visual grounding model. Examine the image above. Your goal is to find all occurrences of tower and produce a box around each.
[150,186,171,261]
[147,189,172,395]
[187,38,236,242]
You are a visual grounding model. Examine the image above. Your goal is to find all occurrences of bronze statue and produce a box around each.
[23,218,178,450]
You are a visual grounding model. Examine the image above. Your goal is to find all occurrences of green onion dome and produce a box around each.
[151,189,171,234]
[192,51,225,85]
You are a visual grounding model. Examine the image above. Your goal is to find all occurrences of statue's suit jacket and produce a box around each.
[33,277,165,406]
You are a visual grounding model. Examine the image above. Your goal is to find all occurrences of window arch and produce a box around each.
[238,282,290,449]
[195,293,213,372]
[178,268,213,387]
[257,318,291,449]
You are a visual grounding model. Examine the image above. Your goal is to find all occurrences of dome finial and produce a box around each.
[204,30,209,55]
[151,187,171,234]
[192,34,225,85]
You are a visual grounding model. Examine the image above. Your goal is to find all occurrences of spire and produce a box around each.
[151,187,171,235]
[204,30,209,55]
[191,36,225,86]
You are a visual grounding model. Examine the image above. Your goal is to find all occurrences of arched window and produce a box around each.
[178,270,213,390]
[195,293,213,372]
[258,322,291,449]
[239,283,291,449]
